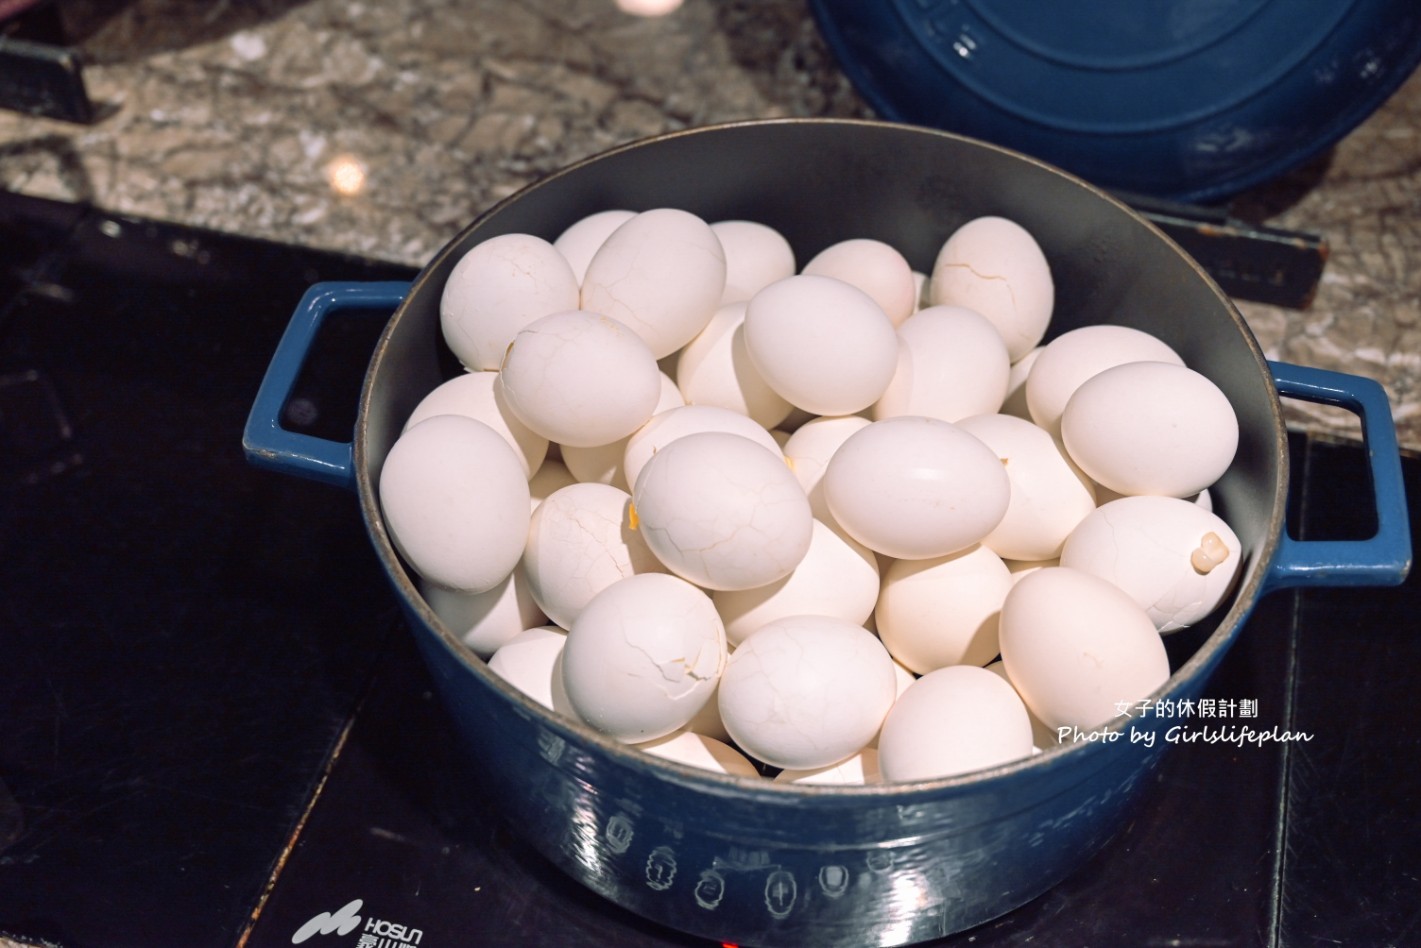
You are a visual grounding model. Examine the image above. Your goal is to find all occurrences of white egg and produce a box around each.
[637,730,760,778]
[421,565,547,658]
[1024,325,1185,437]
[999,567,1171,731]
[561,371,683,491]
[523,482,668,629]
[623,403,784,493]
[877,665,1035,782]
[675,302,794,429]
[927,216,1053,361]
[801,238,917,327]
[823,416,1010,559]
[774,747,881,785]
[984,660,1060,750]
[499,310,662,448]
[1003,557,1058,586]
[955,412,1098,561]
[580,208,726,358]
[782,415,873,525]
[632,431,813,591]
[1000,345,1043,421]
[718,615,897,770]
[403,370,549,477]
[713,519,880,647]
[1060,361,1240,498]
[684,682,731,742]
[561,573,726,743]
[777,406,820,433]
[553,209,635,283]
[742,274,898,416]
[487,625,579,718]
[875,544,1013,673]
[1059,495,1243,632]
[710,219,797,304]
[528,458,577,510]
[889,658,917,700]
[378,414,531,593]
[870,305,1011,422]
[440,233,581,371]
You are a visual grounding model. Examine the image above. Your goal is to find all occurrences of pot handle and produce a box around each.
[1263,360,1412,592]
[243,280,412,490]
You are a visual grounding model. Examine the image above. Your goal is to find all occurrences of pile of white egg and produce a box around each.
[378,206,1245,786]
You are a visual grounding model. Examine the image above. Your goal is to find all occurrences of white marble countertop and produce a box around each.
[2,0,1419,449]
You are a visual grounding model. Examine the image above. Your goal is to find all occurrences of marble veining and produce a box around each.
[1,0,1418,449]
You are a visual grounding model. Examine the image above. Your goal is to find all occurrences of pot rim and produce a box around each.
[352,116,1289,802]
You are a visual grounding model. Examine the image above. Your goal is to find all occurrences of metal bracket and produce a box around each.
[1121,192,1328,310]
[0,0,94,124]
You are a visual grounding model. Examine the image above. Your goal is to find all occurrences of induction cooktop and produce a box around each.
[1,189,1417,948]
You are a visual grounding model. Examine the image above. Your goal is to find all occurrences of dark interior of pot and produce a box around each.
[350,119,1289,946]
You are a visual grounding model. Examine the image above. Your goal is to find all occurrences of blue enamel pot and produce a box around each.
[243,119,1410,947]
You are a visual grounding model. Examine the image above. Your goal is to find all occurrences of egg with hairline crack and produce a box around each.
[561,573,726,744]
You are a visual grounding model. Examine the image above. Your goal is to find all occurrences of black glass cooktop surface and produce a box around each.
[0,189,1417,948]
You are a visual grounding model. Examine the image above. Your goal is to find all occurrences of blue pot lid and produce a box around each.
[811,0,1421,202]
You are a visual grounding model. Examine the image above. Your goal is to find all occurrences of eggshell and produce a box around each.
[999,567,1171,731]
[713,519,880,647]
[528,458,577,510]
[637,731,760,778]
[710,219,797,304]
[870,305,1011,422]
[801,238,917,327]
[1093,481,1216,510]
[984,660,1061,750]
[378,414,531,593]
[889,658,917,700]
[440,233,581,371]
[675,302,794,429]
[623,403,784,494]
[774,747,881,785]
[487,625,579,718]
[561,371,683,491]
[718,615,897,771]
[523,482,667,629]
[403,370,549,477]
[632,431,813,591]
[684,682,731,742]
[500,310,662,448]
[1004,557,1059,586]
[1000,346,1042,420]
[553,209,635,283]
[877,665,1035,782]
[782,415,873,525]
[561,573,726,743]
[955,412,1098,561]
[580,208,727,358]
[1059,495,1243,632]
[1024,324,1184,437]
[875,544,1013,673]
[927,216,1053,361]
[421,565,547,658]
[1060,361,1240,498]
[823,416,1010,559]
[742,274,898,416]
